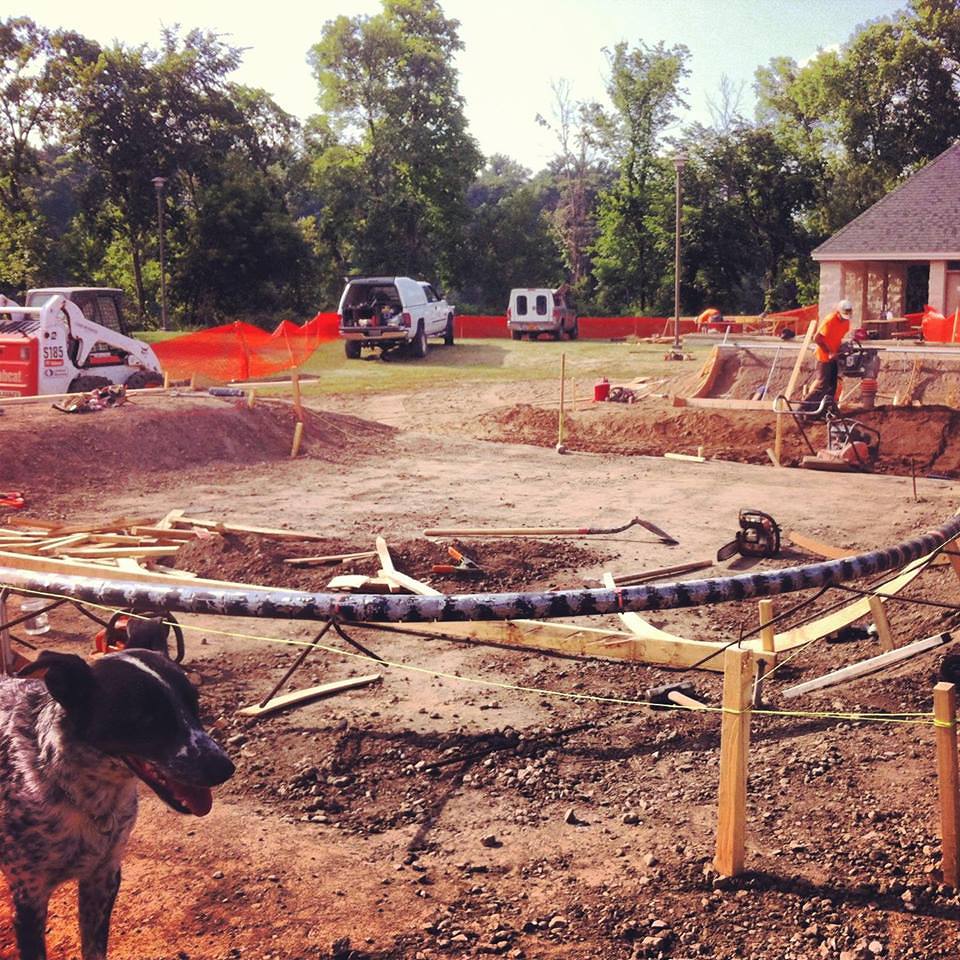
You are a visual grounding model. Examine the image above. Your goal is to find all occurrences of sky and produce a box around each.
[20,0,906,171]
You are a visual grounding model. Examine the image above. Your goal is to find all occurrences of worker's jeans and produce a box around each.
[804,359,840,415]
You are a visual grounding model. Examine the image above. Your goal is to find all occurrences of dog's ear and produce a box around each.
[19,651,97,715]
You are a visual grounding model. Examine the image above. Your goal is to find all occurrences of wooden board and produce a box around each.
[786,531,854,560]
[672,396,771,411]
[171,516,330,541]
[238,674,382,717]
[376,536,443,597]
[782,632,952,698]
[409,619,753,673]
[0,549,288,593]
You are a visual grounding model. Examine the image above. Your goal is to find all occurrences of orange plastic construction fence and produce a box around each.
[153,313,339,382]
[153,307,819,383]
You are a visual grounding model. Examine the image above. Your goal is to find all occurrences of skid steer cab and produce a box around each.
[0,287,164,398]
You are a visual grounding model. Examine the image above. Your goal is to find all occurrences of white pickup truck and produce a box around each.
[337,276,455,359]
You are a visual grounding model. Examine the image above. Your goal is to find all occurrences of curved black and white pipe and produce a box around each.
[1,515,958,624]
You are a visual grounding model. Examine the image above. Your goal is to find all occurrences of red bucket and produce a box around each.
[594,378,610,402]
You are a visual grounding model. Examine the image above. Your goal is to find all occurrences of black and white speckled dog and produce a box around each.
[0,648,235,960]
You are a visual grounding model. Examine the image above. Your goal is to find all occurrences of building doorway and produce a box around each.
[905,264,930,314]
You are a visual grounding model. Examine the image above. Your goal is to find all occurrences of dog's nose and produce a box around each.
[203,747,236,786]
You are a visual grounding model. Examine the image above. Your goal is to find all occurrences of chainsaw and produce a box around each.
[93,609,185,661]
[716,510,781,562]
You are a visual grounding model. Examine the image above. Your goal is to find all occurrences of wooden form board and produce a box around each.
[770,551,933,652]
[406,619,746,672]
[372,546,757,672]
[672,396,772,411]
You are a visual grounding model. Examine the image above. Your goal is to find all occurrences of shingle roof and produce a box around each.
[812,142,960,260]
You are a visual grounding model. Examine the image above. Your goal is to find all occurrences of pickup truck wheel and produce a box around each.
[511,330,521,341]
[443,316,455,346]
[344,340,362,359]
[68,375,112,393]
[568,321,579,341]
[411,322,428,359]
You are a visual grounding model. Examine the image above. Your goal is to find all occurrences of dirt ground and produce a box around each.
[3,373,960,959]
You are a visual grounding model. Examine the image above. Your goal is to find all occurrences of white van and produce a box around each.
[506,286,578,340]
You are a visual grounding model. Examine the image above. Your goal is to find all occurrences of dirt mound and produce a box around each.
[472,400,960,476]
[171,533,611,593]
[0,397,396,496]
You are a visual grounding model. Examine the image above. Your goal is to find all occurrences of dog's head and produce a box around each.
[21,649,235,816]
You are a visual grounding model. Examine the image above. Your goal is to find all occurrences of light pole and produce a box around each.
[151,176,168,331]
[672,151,687,353]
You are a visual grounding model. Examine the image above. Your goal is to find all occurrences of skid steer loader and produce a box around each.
[0,287,163,397]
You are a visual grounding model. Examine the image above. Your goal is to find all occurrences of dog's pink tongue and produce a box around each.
[173,782,213,816]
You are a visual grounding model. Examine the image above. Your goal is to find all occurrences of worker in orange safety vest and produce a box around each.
[804,298,853,413]
[696,307,724,328]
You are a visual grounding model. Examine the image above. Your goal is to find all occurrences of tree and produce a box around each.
[0,18,93,293]
[681,125,821,312]
[536,80,605,291]
[588,41,689,313]
[307,0,482,287]
[755,6,960,238]
[457,156,563,309]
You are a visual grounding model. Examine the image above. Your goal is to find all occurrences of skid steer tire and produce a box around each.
[68,375,112,394]
[344,340,362,360]
[124,370,164,390]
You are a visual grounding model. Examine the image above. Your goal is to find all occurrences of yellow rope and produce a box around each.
[1,584,943,727]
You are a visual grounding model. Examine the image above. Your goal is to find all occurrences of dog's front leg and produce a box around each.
[10,883,49,960]
[78,867,121,960]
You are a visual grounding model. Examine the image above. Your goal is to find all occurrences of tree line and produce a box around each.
[1,0,958,327]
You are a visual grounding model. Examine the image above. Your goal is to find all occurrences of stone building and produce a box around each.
[812,142,960,326]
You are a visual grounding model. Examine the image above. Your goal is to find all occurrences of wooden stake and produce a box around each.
[557,352,566,450]
[291,372,303,422]
[867,594,896,652]
[758,600,775,654]
[0,593,11,676]
[246,389,256,410]
[714,648,753,877]
[935,682,960,888]
[290,421,304,458]
[774,318,817,465]
[163,370,170,389]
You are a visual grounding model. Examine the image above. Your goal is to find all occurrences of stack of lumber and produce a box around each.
[0,510,329,591]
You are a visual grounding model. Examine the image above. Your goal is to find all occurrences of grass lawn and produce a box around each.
[294,338,711,398]
[133,330,712,398]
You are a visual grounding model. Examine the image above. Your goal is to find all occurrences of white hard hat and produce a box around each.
[838,299,853,317]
